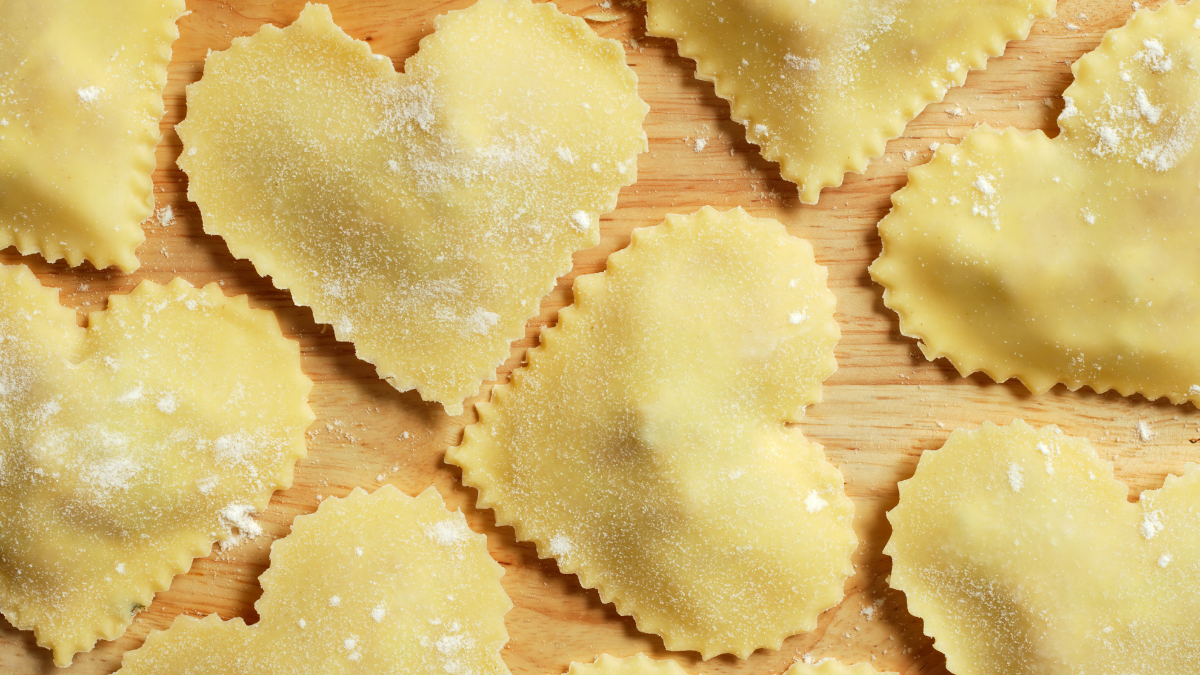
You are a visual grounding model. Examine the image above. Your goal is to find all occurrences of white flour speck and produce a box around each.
[570,211,590,232]
[425,518,472,546]
[783,53,820,71]
[548,534,574,557]
[1136,420,1155,442]
[1060,96,1079,120]
[1136,38,1173,73]
[1135,87,1162,124]
[156,394,177,414]
[1007,463,1025,492]
[220,504,263,538]
[464,308,500,335]
[804,490,828,513]
[1141,510,1164,540]
[973,176,996,196]
[77,86,103,103]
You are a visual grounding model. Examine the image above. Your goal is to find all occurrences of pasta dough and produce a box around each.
[887,420,1200,674]
[448,207,856,658]
[871,1,1200,405]
[566,654,690,675]
[646,0,1054,203]
[177,1,647,415]
[0,0,184,272]
[0,265,312,666]
[116,486,511,675]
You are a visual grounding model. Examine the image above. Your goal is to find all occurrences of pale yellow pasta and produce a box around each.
[0,0,184,271]
[646,0,1054,203]
[116,486,511,675]
[177,1,647,415]
[888,420,1200,674]
[871,1,1200,405]
[0,265,312,666]
[448,207,856,659]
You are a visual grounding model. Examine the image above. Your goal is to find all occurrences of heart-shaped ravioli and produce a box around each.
[448,207,856,658]
[177,1,648,416]
[871,1,1200,405]
[887,420,1200,673]
[0,0,185,272]
[646,0,1054,203]
[116,486,511,675]
[0,265,312,666]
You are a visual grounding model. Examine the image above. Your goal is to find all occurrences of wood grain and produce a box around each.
[3,1,1195,673]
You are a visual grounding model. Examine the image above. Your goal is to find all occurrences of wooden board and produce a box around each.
[3,0,1197,673]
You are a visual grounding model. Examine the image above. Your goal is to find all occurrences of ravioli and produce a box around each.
[0,265,312,666]
[116,486,511,675]
[871,1,1200,405]
[448,207,856,658]
[646,0,1054,203]
[177,1,648,415]
[0,0,184,271]
[888,420,1200,674]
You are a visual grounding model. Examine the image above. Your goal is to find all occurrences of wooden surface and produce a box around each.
[3,0,1197,673]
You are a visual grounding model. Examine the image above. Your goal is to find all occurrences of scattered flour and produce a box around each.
[1059,96,1079,120]
[371,603,388,622]
[425,517,472,546]
[77,86,103,103]
[1007,463,1025,492]
[1135,38,1172,73]
[1093,126,1121,156]
[156,394,177,414]
[464,308,500,335]
[548,534,574,556]
[804,490,828,513]
[219,504,263,549]
[1140,510,1164,540]
[1136,419,1154,442]
[783,53,820,71]
[972,176,995,196]
[1134,87,1161,124]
